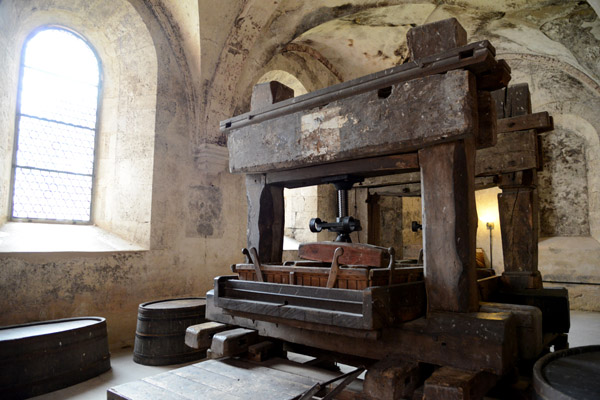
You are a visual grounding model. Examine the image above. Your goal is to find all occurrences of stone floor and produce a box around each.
[31,310,600,400]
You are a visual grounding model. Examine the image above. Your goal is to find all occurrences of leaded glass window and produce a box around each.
[11,28,100,223]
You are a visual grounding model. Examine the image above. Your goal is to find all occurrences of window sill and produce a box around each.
[0,222,145,253]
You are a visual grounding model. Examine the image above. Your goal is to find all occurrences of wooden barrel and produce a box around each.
[0,317,110,399]
[533,345,600,399]
[133,297,207,366]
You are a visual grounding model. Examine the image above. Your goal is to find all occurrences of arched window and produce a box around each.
[10,27,100,223]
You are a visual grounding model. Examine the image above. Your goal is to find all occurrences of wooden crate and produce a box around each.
[232,261,423,290]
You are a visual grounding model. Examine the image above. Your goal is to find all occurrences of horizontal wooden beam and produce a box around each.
[222,41,499,132]
[206,292,518,375]
[497,112,553,134]
[266,153,419,188]
[228,70,477,174]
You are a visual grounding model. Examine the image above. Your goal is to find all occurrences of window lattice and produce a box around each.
[12,28,100,223]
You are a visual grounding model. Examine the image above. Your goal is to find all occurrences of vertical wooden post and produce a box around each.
[245,81,294,262]
[420,139,479,313]
[493,84,542,289]
[409,18,479,313]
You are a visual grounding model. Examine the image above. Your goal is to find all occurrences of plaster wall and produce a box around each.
[0,0,247,349]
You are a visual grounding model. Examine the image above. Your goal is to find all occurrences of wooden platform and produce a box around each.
[108,357,363,400]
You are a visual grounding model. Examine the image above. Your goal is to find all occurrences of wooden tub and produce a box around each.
[0,317,111,399]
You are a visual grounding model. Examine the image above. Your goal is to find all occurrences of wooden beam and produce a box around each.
[185,322,230,350]
[246,174,284,263]
[228,70,478,173]
[266,153,419,188]
[206,292,518,376]
[497,112,553,134]
[419,139,479,313]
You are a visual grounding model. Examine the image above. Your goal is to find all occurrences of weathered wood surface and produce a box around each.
[266,153,419,188]
[207,292,518,375]
[363,357,422,400]
[245,174,284,263]
[423,367,498,400]
[494,288,570,334]
[498,171,540,286]
[419,140,479,313]
[298,242,390,267]
[213,276,425,330]
[407,17,467,60]
[222,38,501,133]
[185,321,230,350]
[480,302,542,360]
[228,70,477,174]
[474,129,538,176]
[497,111,553,134]
[494,84,544,290]
[210,328,258,358]
[108,357,363,400]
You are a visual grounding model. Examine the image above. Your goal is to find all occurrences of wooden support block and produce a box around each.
[419,139,479,313]
[246,174,284,263]
[423,367,498,400]
[407,18,467,60]
[480,302,543,360]
[495,288,570,334]
[298,242,390,267]
[250,81,294,111]
[185,321,230,350]
[363,357,422,400]
[246,341,283,362]
[210,328,259,358]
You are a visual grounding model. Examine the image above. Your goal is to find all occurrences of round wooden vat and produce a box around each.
[533,345,600,399]
[133,297,207,366]
[0,317,110,399]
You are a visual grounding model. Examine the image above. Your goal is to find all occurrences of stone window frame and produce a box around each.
[9,25,102,225]
[0,0,158,251]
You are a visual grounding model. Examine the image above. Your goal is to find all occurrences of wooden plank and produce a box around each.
[189,359,315,399]
[298,242,390,267]
[419,139,479,313]
[228,70,477,173]
[407,18,467,60]
[207,293,519,375]
[245,174,284,263]
[143,371,243,400]
[423,367,498,400]
[497,112,553,134]
[266,153,419,188]
[107,379,193,400]
[185,322,230,350]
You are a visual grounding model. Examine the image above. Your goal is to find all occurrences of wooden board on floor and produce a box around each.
[107,357,362,400]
